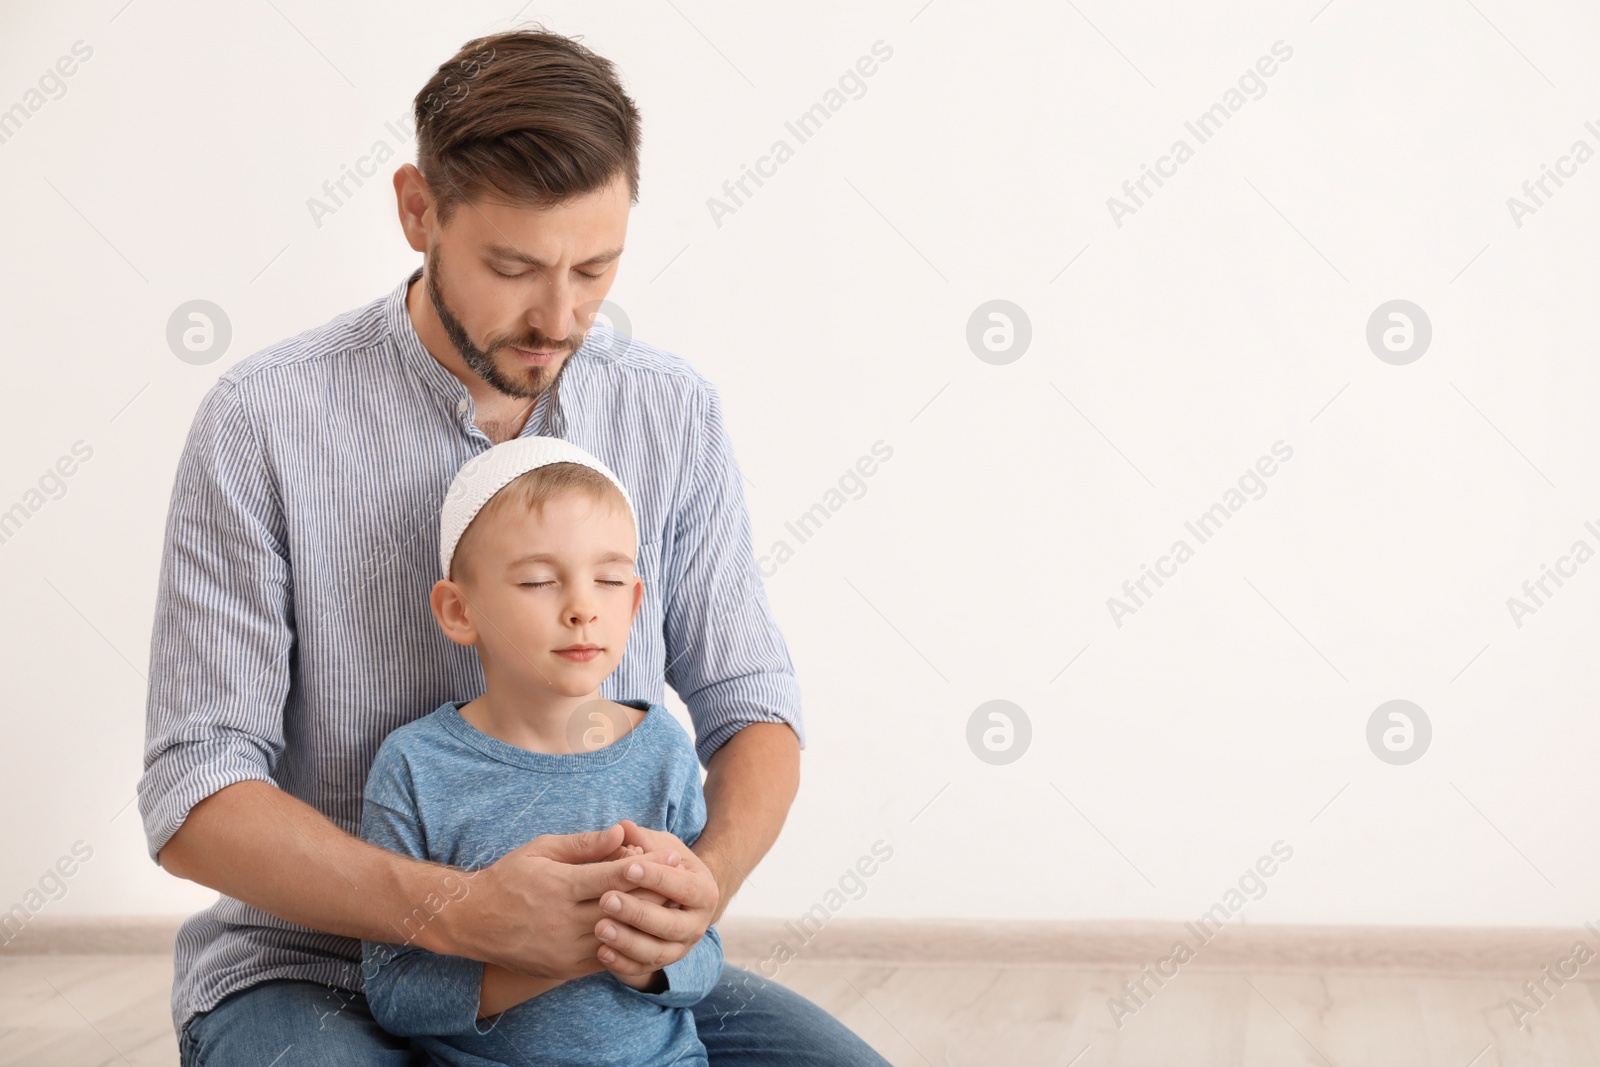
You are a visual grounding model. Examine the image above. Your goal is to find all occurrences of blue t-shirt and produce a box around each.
[358,699,722,1067]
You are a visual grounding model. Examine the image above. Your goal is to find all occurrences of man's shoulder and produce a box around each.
[576,325,719,402]
[218,289,391,390]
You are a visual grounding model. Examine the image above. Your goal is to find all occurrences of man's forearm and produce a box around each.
[158,779,462,954]
[692,721,800,921]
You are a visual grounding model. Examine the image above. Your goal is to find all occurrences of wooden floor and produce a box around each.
[4,952,1599,1066]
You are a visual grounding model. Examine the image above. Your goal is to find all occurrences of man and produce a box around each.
[140,27,888,1066]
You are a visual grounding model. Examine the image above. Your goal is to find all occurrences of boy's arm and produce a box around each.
[360,936,490,1037]
[478,964,565,1018]
[358,786,563,1032]
[356,790,491,1036]
[615,925,724,1009]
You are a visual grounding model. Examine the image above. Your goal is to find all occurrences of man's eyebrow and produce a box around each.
[483,244,624,269]
[507,551,635,567]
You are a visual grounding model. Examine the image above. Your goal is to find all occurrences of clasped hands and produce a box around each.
[459,817,720,999]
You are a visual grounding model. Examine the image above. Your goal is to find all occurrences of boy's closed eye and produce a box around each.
[519,579,629,588]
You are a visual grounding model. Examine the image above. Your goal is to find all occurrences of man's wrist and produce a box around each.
[691,839,739,923]
[389,854,470,957]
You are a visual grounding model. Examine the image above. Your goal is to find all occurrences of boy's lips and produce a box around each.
[554,646,601,662]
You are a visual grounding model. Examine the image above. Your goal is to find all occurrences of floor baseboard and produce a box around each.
[1,916,184,956]
[2,915,1583,974]
[722,917,1584,974]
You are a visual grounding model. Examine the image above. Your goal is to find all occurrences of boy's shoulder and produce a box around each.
[599,700,703,790]
[365,704,461,787]
[380,702,458,749]
[637,704,708,824]
[634,700,699,758]
[631,702,708,839]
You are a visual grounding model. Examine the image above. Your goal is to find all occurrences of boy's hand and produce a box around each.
[596,841,681,909]
[611,967,668,994]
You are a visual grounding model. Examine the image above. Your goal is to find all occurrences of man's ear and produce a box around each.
[394,163,433,254]
[430,578,478,647]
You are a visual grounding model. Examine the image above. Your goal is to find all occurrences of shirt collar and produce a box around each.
[387,266,472,413]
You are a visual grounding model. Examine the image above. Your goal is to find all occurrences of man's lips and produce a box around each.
[510,345,566,366]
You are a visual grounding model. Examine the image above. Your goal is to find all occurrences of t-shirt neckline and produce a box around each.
[435,698,658,773]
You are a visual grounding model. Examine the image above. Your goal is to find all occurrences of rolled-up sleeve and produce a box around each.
[137,378,290,864]
[664,383,805,766]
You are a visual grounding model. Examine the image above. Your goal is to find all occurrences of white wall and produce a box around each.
[2,0,1597,929]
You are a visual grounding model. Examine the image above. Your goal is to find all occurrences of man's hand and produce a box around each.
[438,823,645,981]
[594,835,679,985]
[592,820,719,979]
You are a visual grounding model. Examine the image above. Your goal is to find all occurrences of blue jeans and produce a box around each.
[178,964,890,1066]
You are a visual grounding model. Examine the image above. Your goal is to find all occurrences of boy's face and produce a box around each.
[440,490,642,699]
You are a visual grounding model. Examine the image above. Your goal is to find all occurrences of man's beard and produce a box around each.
[425,246,578,400]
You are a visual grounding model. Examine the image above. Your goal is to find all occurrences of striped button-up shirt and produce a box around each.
[137,267,804,1038]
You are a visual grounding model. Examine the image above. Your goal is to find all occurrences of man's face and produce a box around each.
[423,173,630,400]
[449,490,642,700]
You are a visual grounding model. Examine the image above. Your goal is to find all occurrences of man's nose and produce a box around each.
[526,273,577,344]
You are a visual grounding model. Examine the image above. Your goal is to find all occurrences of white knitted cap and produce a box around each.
[438,436,638,580]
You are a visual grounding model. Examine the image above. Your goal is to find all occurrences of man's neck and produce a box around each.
[475,413,529,445]
[405,270,537,440]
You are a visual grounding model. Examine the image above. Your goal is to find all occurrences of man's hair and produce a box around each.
[414,27,642,226]
[450,462,630,584]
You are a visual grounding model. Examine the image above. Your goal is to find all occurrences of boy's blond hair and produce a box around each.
[450,461,630,584]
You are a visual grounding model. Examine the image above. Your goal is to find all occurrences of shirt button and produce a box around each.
[456,396,469,416]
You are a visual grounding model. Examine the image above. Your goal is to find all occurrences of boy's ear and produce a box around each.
[430,578,478,647]
[629,576,644,623]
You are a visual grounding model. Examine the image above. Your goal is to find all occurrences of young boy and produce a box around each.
[358,436,723,1066]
